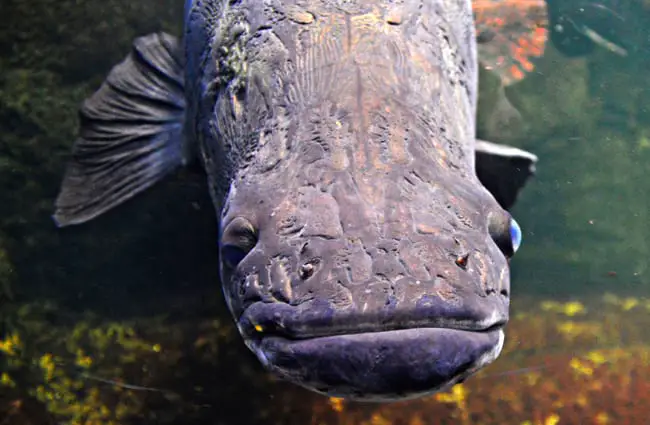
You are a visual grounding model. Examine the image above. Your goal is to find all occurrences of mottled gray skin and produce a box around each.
[185,0,512,400]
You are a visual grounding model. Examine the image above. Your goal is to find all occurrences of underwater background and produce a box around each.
[1,0,650,424]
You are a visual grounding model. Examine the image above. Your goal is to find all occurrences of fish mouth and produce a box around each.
[239,303,507,401]
[239,300,507,339]
[248,327,505,401]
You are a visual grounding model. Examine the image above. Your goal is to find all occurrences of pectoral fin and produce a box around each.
[475,140,538,211]
[53,32,188,227]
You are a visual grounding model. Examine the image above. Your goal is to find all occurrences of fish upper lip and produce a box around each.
[239,301,508,341]
[263,321,506,342]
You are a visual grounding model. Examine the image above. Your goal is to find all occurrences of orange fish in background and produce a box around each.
[473,0,549,86]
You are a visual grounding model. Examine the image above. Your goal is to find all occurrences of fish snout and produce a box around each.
[222,219,511,400]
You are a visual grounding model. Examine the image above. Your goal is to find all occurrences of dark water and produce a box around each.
[1,1,650,424]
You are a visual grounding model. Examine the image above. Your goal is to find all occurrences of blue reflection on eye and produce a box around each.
[221,244,248,268]
[510,218,522,254]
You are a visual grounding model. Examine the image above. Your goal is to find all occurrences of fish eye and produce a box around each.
[510,218,522,254]
[220,217,258,268]
[488,212,522,258]
[221,244,249,268]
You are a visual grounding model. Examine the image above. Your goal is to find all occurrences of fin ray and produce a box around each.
[54,32,187,227]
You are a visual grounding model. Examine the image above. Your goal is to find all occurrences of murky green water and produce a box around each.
[1,0,650,424]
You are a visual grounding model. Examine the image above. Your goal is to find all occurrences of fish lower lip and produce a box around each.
[250,327,505,401]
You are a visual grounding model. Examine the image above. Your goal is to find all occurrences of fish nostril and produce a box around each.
[500,289,509,298]
[299,262,316,280]
[298,259,320,280]
[455,253,469,270]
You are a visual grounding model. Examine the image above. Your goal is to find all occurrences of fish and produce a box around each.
[53,0,538,401]
[547,0,630,57]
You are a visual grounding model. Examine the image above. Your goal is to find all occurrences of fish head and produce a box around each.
[217,137,522,401]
